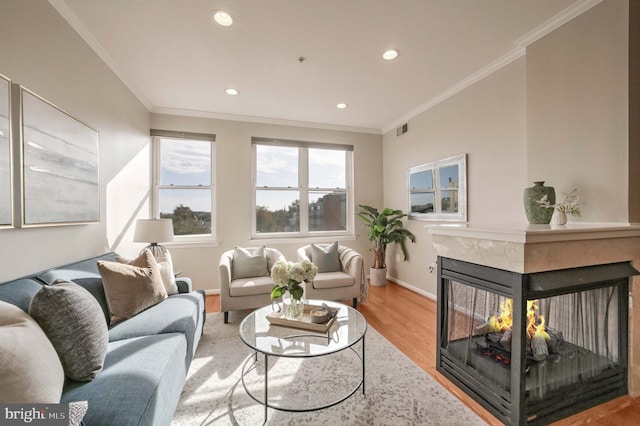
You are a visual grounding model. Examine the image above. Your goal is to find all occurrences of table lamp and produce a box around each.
[133,219,174,257]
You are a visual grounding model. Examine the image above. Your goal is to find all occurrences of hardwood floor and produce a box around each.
[205,282,640,425]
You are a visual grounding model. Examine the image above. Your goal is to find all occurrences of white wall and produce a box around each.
[382,59,528,299]
[150,114,383,292]
[526,0,629,222]
[0,0,151,281]
[382,0,630,298]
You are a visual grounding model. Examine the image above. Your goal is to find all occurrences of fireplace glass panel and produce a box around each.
[443,280,622,401]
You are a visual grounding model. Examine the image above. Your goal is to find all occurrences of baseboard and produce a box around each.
[387,276,437,301]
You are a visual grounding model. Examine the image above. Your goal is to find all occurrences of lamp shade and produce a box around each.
[133,219,174,244]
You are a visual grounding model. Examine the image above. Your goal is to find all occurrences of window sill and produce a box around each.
[164,239,219,249]
[250,234,356,245]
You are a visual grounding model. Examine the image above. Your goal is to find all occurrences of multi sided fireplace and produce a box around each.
[429,224,640,424]
[436,256,636,425]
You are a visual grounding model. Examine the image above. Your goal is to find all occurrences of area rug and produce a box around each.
[172,312,485,425]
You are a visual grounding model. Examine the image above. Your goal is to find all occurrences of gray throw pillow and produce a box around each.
[232,246,269,279]
[310,242,341,273]
[29,281,109,382]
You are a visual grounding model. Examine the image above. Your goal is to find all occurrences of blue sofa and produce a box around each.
[0,252,206,426]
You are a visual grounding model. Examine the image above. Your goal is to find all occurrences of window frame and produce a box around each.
[151,131,216,244]
[251,138,354,239]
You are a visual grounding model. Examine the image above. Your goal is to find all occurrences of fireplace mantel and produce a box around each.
[428,222,640,274]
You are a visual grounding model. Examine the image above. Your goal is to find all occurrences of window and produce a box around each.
[408,153,467,222]
[252,137,352,237]
[151,130,215,239]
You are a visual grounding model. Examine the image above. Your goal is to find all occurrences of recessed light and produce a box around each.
[336,103,348,109]
[212,10,233,27]
[382,49,400,61]
[225,88,239,95]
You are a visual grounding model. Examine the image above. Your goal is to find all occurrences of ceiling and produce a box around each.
[52,0,593,133]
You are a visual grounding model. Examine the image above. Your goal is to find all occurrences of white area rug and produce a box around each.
[172,312,485,425]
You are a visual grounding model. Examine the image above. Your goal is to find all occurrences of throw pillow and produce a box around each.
[117,250,178,295]
[232,246,269,279]
[29,280,109,382]
[68,401,88,426]
[0,300,65,402]
[310,241,341,273]
[155,250,178,295]
[98,249,168,324]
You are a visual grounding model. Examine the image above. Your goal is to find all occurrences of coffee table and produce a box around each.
[238,299,367,421]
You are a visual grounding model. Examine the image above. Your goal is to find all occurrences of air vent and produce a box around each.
[396,122,408,137]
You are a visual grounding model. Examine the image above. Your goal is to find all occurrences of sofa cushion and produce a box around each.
[232,246,269,279]
[0,300,65,403]
[229,275,274,297]
[98,250,167,324]
[108,291,205,368]
[35,252,120,323]
[312,271,354,289]
[29,281,108,382]
[310,242,341,273]
[0,278,44,313]
[61,333,187,426]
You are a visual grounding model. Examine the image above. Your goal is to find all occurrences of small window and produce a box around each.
[408,153,466,222]
[152,131,216,239]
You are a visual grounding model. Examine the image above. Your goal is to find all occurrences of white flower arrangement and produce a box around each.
[537,188,581,217]
[270,260,318,301]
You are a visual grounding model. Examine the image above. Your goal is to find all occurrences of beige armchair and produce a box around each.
[297,244,365,308]
[219,247,285,323]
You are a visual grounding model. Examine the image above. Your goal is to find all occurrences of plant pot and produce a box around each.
[370,267,387,286]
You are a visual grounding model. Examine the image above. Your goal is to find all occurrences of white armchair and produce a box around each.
[219,247,285,323]
[297,244,365,308]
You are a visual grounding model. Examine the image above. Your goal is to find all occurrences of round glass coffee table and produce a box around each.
[238,299,367,421]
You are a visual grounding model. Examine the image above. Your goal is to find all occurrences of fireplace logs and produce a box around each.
[473,298,564,362]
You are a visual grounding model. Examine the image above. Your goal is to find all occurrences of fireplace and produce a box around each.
[429,223,640,423]
[436,256,636,425]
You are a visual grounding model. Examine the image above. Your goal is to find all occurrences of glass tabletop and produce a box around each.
[239,299,367,357]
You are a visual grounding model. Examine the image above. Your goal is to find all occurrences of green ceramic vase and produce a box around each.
[523,181,555,224]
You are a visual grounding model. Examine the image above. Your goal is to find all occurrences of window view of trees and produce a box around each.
[253,140,350,236]
[154,136,214,238]
[161,204,211,235]
[256,200,300,233]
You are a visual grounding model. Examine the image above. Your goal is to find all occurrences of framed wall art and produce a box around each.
[0,74,11,228]
[16,85,99,226]
[408,153,467,222]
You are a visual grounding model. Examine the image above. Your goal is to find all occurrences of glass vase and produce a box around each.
[283,291,304,320]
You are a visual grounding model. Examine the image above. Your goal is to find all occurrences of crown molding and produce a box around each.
[382,0,603,135]
[514,0,604,47]
[48,0,153,110]
[152,107,382,135]
[382,47,526,135]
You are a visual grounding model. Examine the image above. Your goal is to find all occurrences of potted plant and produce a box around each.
[356,204,416,286]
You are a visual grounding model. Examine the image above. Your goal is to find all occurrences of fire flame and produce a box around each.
[490,298,549,340]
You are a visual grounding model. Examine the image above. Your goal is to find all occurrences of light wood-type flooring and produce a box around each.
[205,282,640,425]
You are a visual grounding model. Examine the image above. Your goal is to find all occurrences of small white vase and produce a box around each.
[550,210,567,226]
